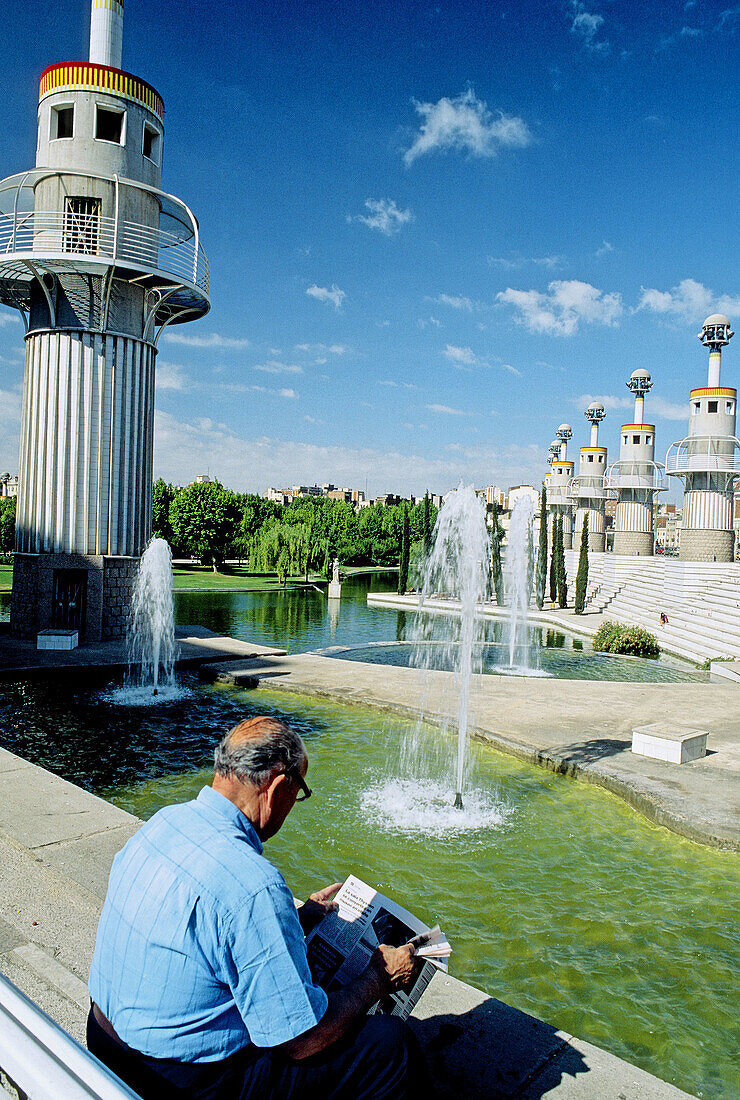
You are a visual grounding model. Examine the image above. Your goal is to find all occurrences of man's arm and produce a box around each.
[279,944,419,1061]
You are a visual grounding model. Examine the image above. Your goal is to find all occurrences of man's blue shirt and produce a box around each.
[89,786,328,1062]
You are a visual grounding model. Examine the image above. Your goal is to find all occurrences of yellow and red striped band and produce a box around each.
[91,0,124,12]
[39,62,163,123]
[580,446,607,453]
[620,423,655,431]
[690,387,736,398]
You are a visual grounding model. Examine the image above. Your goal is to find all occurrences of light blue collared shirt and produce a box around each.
[89,786,328,1062]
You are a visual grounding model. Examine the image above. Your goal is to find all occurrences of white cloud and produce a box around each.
[404,89,532,166]
[378,379,417,389]
[426,403,468,415]
[488,254,565,270]
[156,361,191,391]
[501,362,522,377]
[163,331,251,349]
[0,314,21,327]
[596,240,614,257]
[279,388,298,400]
[434,293,474,311]
[254,361,303,375]
[306,284,346,309]
[681,25,702,36]
[576,392,687,421]
[152,410,545,496]
[0,385,23,468]
[637,279,740,323]
[304,415,325,425]
[443,344,478,366]
[249,385,299,399]
[497,279,623,335]
[294,343,348,355]
[570,1,609,52]
[350,198,413,236]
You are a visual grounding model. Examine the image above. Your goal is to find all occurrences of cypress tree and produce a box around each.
[549,512,559,604]
[490,500,504,605]
[423,491,432,554]
[398,502,410,594]
[574,513,589,614]
[557,515,568,608]
[536,485,548,610]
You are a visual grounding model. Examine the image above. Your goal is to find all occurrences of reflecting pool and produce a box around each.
[0,676,736,1099]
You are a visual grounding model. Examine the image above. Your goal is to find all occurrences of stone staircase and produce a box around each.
[563,554,740,661]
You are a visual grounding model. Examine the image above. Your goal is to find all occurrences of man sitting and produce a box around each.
[88,715,423,1098]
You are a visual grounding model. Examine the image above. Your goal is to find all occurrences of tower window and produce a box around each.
[623,435,628,444]
[727,402,734,413]
[51,104,74,140]
[142,123,161,163]
[633,434,641,444]
[587,454,594,462]
[646,434,652,444]
[707,400,718,413]
[63,197,101,254]
[693,402,700,412]
[95,105,125,144]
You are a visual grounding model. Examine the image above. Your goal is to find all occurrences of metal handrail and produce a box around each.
[0,972,141,1099]
[0,209,209,294]
[665,435,740,474]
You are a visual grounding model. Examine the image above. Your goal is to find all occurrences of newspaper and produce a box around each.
[305,875,450,1021]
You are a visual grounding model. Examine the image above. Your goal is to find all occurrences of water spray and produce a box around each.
[453,791,464,810]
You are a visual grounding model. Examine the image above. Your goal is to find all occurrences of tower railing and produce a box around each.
[603,461,666,492]
[568,473,610,499]
[665,436,740,475]
[0,209,210,294]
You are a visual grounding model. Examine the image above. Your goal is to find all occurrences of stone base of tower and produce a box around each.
[679,529,735,563]
[10,553,139,643]
[612,532,654,556]
[588,531,605,553]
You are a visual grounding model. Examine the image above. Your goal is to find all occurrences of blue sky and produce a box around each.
[0,0,738,497]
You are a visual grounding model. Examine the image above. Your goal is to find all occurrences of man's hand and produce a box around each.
[371,943,421,994]
[297,882,343,934]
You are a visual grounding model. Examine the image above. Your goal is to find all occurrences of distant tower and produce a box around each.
[547,424,575,549]
[0,0,210,641]
[572,402,608,553]
[666,315,738,562]
[605,370,665,555]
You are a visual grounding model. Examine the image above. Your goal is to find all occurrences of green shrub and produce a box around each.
[593,621,660,659]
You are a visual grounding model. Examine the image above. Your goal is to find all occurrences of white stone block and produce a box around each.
[37,629,79,651]
[328,582,342,600]
[631,722,708,764]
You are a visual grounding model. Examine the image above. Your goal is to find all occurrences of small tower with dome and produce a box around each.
[666,315,738,561]
[547,424,575,549]
[571,402,608,553]
[605,370,665,555]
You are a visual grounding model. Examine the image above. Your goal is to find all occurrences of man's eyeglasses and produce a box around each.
[287,769,312,801]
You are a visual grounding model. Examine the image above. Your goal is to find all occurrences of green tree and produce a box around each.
[535,485,548,610]
[557,516,568,609]
[423,491,432,554]
[0,497,16,555]
[169,481,241,571]
[549,513,559,604]
[490,500,504,605]
[397,503,410,594]
[152,479,178,546]
[574,513,589,614]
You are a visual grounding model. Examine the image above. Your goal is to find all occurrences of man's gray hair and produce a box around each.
[213,716,306,787]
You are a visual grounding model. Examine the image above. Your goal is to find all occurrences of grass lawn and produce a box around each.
[0,564,12,591]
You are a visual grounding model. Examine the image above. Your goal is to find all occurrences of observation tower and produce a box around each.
[547,424,575,549]
[571,402,608,553]
[666,316,738,562]
[605,370,665,555]
[0,0,210,641]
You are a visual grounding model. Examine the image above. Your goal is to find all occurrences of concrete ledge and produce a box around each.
[710,660,740,684]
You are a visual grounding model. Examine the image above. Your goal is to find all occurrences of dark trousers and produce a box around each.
[87,1007,424,1100]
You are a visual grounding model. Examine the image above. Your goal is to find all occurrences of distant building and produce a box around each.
[194,474,211,485]
[507,485,538,511]
[0,474,18,498]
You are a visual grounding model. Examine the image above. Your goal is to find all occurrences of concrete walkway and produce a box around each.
[200,649,740,851]
[0,746,696,1099]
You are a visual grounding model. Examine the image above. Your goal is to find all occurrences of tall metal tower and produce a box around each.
[666,315,738,562]
[547,424,575,548]
[571,402,607,553]
[0,0,210,642]
[605,370,665,555]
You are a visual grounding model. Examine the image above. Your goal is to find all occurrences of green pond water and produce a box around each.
[97,683,739,1100]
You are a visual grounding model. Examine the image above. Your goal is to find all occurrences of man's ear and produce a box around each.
[264,770,291,812]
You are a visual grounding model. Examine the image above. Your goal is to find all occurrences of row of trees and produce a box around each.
[153,478,439,579]
[0,497,16,557]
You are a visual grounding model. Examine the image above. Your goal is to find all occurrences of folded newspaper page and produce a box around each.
[305,875,450,1020]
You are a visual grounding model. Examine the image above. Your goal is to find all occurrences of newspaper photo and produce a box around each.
[305,875,451,1020]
